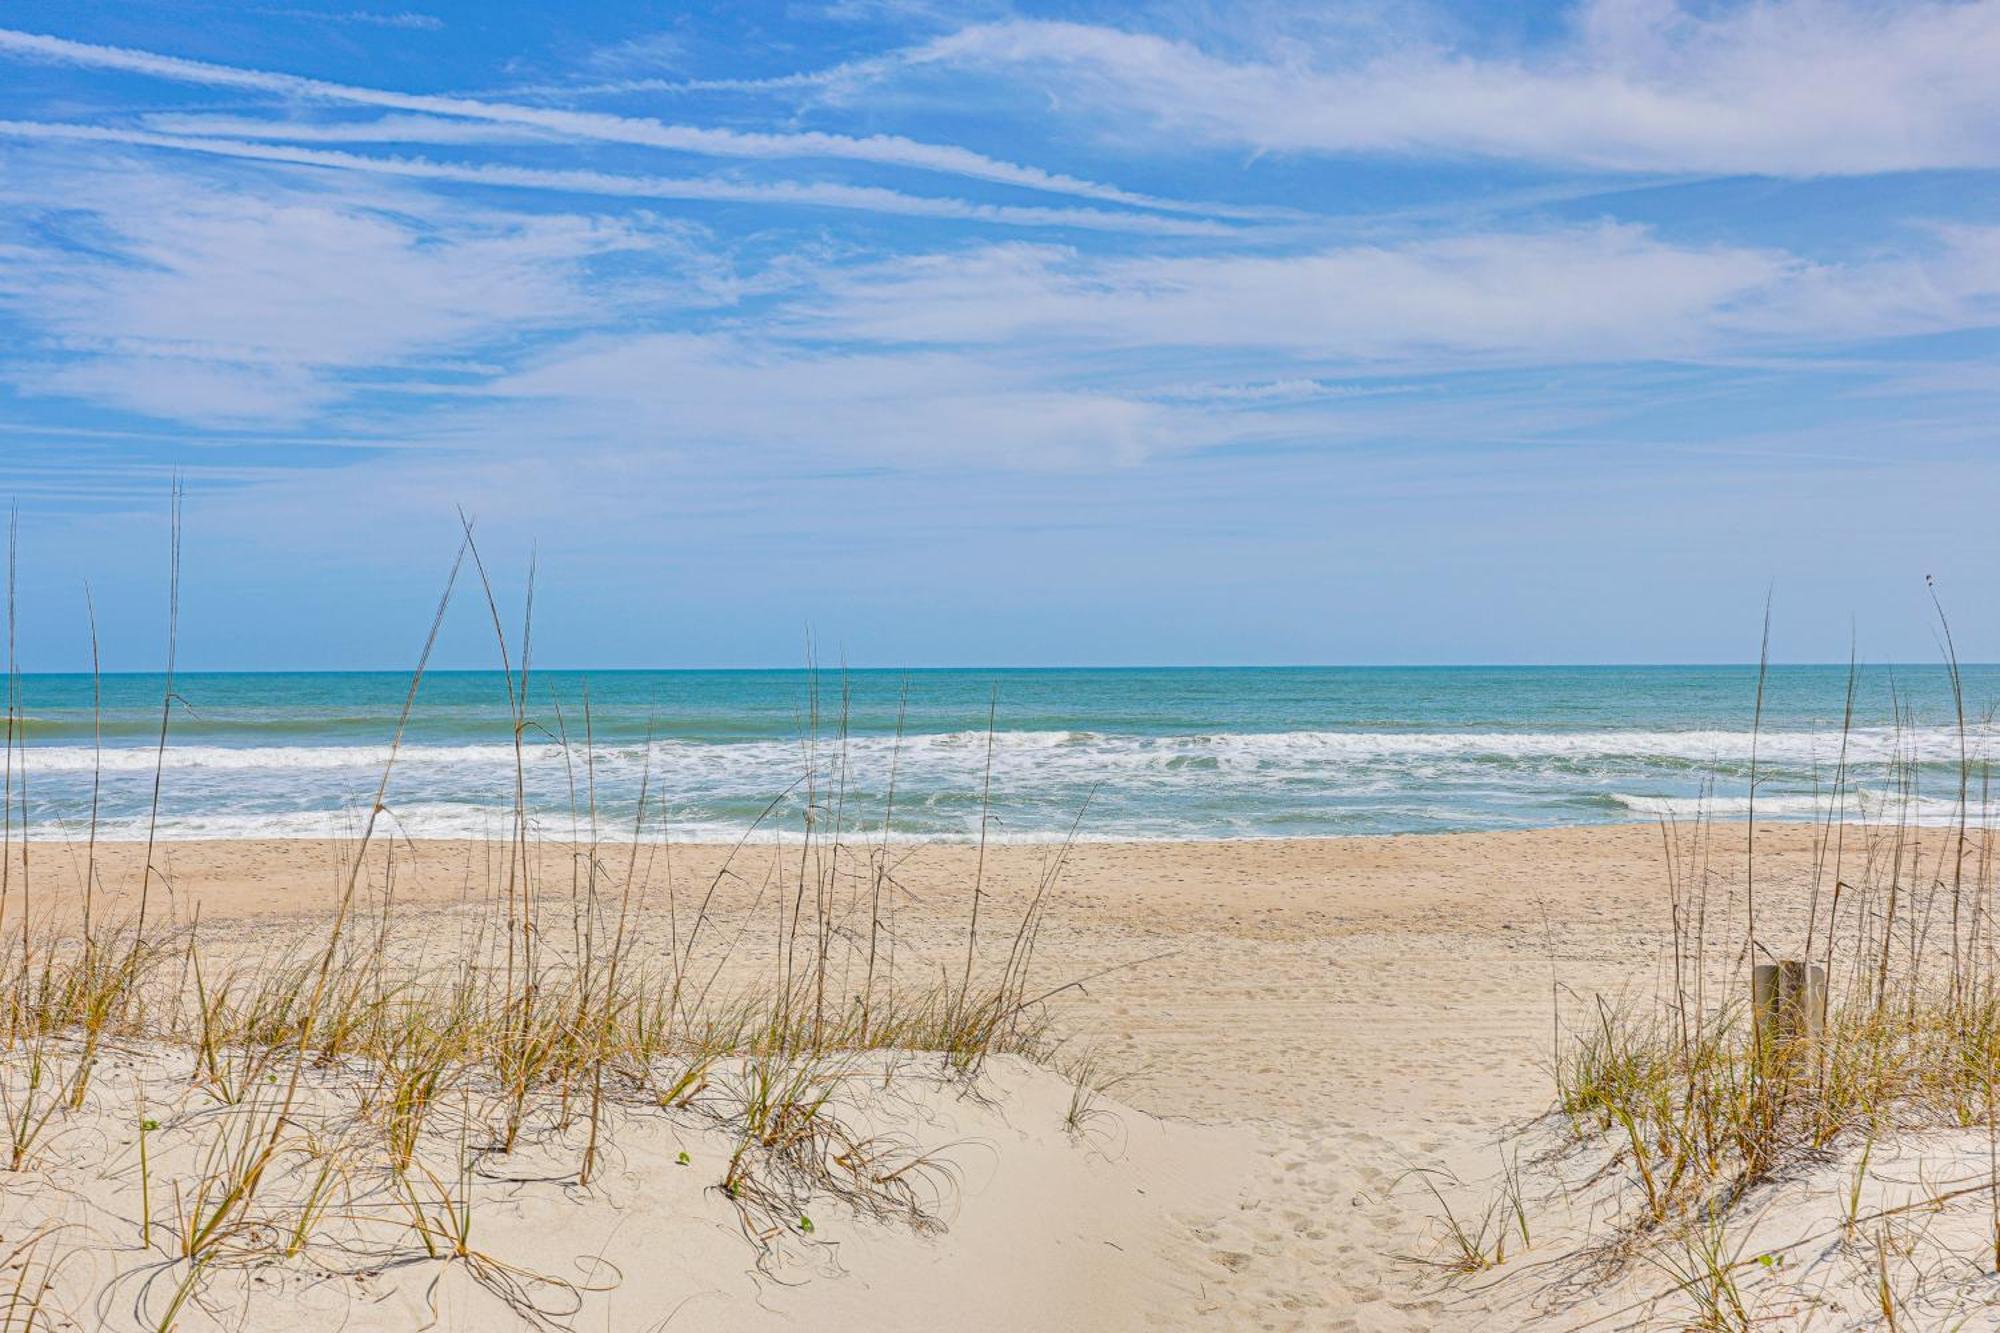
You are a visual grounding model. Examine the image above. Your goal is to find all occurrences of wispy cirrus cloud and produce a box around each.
[744,1,2000,176]
[138,112,555,146]
[0,162,694,424]
[793,229,1780,361]
[0,120,1233,235]
[254,9,443,31]
[795,226,2000,362]
[0,27,1239,217]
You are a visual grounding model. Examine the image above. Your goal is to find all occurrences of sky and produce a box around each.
[0,0,1997,670]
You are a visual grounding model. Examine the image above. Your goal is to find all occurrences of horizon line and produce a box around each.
[7,661,1991,676]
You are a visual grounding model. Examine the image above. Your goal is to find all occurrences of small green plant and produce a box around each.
[1645,1211,1752,1331]
[1404,1160,1527,1276]
[1057,1047,1128,1141]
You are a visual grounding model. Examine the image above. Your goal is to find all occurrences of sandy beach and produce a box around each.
[3,822,1871,1330]
[90,825,1701,1131]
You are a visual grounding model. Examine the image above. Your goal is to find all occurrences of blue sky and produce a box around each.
[0,1,1997,669]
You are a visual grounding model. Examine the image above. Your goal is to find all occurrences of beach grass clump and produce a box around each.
[1455,604,2000,1326]
[0,512,1081,1329]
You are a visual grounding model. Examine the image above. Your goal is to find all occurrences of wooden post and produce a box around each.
[1753,959,1826,1044]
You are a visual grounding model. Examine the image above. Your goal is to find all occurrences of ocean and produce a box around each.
[3,665,1995,842]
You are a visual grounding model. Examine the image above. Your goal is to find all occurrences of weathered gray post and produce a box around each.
[1753,959,1827,1044]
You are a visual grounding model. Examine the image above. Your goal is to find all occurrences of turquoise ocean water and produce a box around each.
[4,666,1996,841]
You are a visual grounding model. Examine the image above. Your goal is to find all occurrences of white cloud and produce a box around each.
[139,112,554,146]
[1731,224,2000,337]
[793,229,1774,361]
[256,9,444,31]
[0,121,1232,236]
[30,359,336,424]
[850,2,2000,176]
[581,31,689,75]
[796,224,2000,363]
[0,166,675,423]
[0,27,1227,216]
[479,332,1191,468]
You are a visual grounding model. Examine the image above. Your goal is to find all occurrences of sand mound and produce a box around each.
[0,1048,1266,1331]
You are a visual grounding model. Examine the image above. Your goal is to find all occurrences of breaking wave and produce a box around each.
[13,721,1994,841]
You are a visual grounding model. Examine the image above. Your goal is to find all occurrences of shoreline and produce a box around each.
[5,812,1914,848]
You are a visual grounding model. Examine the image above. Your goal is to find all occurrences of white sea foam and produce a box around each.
[15,725,1989,775]
[1608,791,1979,823]
[19,724,1994,840]
[49,806,1200,844]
